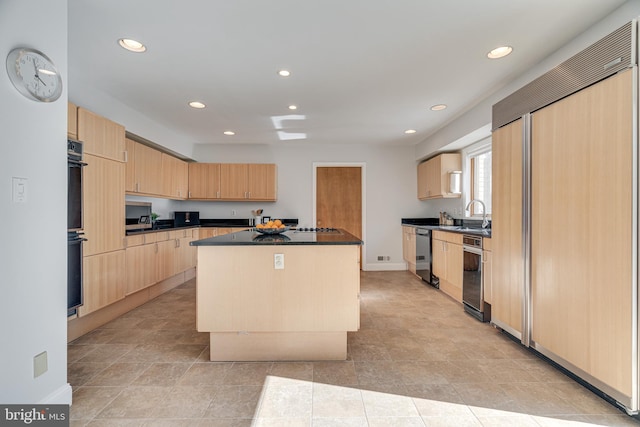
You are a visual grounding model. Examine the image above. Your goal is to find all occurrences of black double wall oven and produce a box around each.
[68,139,86,314]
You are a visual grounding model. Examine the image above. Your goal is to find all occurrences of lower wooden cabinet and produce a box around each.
[401,226,416,274]
[432,231,463,302]
[79,250,126,316]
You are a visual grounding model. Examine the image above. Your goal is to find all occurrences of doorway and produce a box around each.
[314,164,365,269]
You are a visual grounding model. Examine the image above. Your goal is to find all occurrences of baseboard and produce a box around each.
[363,262,408,271]
[38,383,72,405]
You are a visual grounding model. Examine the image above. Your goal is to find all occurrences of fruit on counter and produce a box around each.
[256,219,285,229]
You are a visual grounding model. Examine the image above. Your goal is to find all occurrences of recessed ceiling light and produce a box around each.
[118,38,146,53]
[278,69,291,77]
[223,131,235,136]
[404,129,417,134]
[288,105,298,110]
[188,101,206,109]
[430,104,447,111]
[487,46,513,59]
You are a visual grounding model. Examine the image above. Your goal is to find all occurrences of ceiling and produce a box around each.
[68,0,628,147]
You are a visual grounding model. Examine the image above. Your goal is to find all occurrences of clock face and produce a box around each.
[6,47,62,102]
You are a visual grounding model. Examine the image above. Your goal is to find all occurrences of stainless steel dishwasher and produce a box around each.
[462,235,490,321]
[415,228,438,288]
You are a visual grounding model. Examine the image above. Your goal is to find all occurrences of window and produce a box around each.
[465,138,492,217]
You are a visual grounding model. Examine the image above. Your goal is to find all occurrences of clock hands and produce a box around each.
[32,56,47,86]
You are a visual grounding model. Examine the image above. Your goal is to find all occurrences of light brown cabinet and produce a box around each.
[124,138,163,196]
[68,102,78,139]
[432,230,463,302]
[482,237,492,305]
[161,153,188,199]
[530,70,633,399]
[220,163,277,201]
[417,153,461,200]
[491,119,523,337]
[188,163,221,199]
[79,250,126,316]
[77,107,126,162]
[83,153,125,257]
[125,233,158,295]
[401,226,416,274]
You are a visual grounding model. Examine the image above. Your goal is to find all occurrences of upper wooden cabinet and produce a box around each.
[417,153,461,200]
[68,102,78,139]
[190,163,277,201]
[161,153,189,200]
[124,138,163,196]
[189,163,221,199]
[77,107,126,162]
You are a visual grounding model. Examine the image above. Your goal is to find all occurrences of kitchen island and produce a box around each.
[191,228,362,361]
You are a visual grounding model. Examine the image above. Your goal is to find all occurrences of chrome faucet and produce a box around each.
[465,199,489,229]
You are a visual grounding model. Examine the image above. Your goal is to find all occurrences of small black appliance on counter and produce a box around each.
[175,211,200,228]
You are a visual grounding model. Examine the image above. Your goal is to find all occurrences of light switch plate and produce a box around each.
[12,177,27,203]
[274,253,284,269]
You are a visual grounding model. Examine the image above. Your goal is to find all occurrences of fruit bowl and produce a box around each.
[254,226,289,235]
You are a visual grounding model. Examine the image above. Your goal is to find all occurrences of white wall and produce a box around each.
[416,0,640,158]
[0,0,70,404]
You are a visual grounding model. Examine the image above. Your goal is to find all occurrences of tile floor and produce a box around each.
[68,271,640,426]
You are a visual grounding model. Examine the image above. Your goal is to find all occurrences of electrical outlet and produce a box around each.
[34,351,47,378]
[231,209,237,216]
[274,253,284,269]
[377,256,384,261]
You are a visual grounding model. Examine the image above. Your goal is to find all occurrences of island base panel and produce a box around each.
[209,331,347,361]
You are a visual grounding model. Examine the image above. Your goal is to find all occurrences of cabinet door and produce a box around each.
[83,154,125,256]
[491,119,523,336]
[531,70,633,397]
[124,138,136,192]
[125,243,158,295]
[417,162,429,199]
[78,107,125,162]
[444,242,463,302]
[199,228,217,239]
[156,239,177,282]
[247,163,277,200]
[424,155,441,199]
[68,102,78,139]
[79,250,126,316]
[134,142,163,195]
[220,163,248,199]
[432,239,446,280]
[188,163,220,199]
[161,153,188,199]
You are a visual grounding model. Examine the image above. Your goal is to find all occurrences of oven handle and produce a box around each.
[463,246,482,256]
[68,159,87,167]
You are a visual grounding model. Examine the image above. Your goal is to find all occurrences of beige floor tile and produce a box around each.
[312,382,365,418]
[67,272,640,426]
[131,362,191,386]
[85,362,149,386]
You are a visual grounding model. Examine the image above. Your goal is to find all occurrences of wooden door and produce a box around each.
[125,243,157,295]
[135,142,163,195]
[124,138,136,192]
[161,154,188,199]
[79,250,126,316]
[531,70,633,397]
[316,166,362,267]
[491,118,523,337]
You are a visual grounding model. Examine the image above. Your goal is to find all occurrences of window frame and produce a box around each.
[463,137,492,219]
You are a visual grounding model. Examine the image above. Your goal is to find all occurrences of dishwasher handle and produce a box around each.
[415,229,431,236]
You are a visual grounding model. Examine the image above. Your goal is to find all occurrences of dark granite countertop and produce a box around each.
[191,228,362,246]
[401,218,492,237]
[126,218,298,236]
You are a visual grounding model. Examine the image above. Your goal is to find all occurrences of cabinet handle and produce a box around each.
[124,151,128,163]
[217,191,220,198]
[123,237,127,248]
[188,191,192,198]
[155,243,158,254]
[248,191,251,198]
[136,182,140,192]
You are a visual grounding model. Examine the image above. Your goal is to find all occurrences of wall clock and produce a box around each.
[6,47,62,102]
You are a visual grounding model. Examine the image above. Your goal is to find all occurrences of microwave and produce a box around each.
[125,201,152,231]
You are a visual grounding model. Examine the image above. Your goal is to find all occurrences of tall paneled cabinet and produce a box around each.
[491,21,637,413]
[77,107,126,316]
